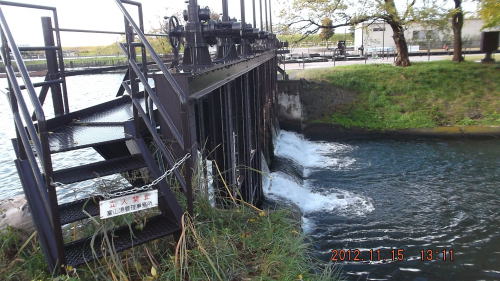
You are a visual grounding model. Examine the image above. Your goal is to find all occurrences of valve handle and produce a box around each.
[168,16,181,53]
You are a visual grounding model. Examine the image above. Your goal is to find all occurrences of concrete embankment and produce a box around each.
[303,123,500,140]
[276,79,500,140]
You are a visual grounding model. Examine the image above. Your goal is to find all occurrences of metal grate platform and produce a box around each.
[53,154,146,184]
[59,196,101,225]
[47,97,147,153]
[63,215,180,267]
[48,124,131,153]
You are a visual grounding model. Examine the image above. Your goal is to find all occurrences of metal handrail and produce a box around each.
[0,0,69,114]
[0,9,46,123]
[57,27,169,37]
[114,0,187,104]
[4,64,44,161]
[0,0,54,11]
[118,43,185,148]
[8,109,54,228]
[122,82,188,191]
[116,0,189,191]
[0,7,55,228]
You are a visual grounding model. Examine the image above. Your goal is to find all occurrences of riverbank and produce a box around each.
[0,193,339,280]
[302,123,500,141]
[292,61,500,133]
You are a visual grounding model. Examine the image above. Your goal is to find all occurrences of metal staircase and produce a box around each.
[0,0,192,272]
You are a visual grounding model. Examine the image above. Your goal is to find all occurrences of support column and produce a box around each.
[184,0,211,67]
[259,0,263,31]
[41,17,64,117]
[269,0,273,33]
[264,0,268,31]
[252,0,256,28]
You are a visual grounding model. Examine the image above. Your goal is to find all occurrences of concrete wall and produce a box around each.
[276,80,304,131]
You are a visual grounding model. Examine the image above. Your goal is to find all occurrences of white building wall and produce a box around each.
[354,19,484,52]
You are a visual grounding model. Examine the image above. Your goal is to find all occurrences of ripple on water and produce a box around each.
[270,130,500,281]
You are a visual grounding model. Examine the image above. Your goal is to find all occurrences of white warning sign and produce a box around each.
[99,190,158,219]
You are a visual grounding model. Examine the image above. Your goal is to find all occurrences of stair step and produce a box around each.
[59,197,101,225]
[48,123,132,153]
[64,215,180,267]
[53,155,146,185]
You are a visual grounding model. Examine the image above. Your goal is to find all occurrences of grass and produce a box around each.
[64,38,171,57]
[0,180,341,280]
[294,60,500,130]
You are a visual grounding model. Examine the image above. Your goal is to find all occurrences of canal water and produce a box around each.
[1,74,499,280]
[266,130,500,281]
[0,73,126,202]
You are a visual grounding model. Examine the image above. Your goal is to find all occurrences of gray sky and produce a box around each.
[0,0,478,47]
[1,0,279,47]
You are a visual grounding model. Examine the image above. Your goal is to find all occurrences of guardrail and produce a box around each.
[0,3,55,231]
[114,0,192,212]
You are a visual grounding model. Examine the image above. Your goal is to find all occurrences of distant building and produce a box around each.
[354,19,484,53]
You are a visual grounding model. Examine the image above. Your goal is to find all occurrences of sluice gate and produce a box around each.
[0,0,286,272]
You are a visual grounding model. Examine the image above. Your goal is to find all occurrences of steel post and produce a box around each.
[222,0,229,21]
[184,0,212,67]
[264,0,268,31]
[252,0,256,28]
[269,0,272,33]
[41,17,64,117]
[259,0,263,30]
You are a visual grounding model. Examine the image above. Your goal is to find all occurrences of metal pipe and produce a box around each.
[240,0,247,56]
[51,11,69,114]
[269,0,272,33]
[259,0,263,30]
[0,0,54,11]
[187,0,198,22]
[18,46,59,51]
[222,0,229,21]
[264,0,268,31]
[4,65,44,164]
[252,0,256,28]
[42,17,65,116]
[0,8,45,122]
[240,0,245,25]
[57,28,168,37]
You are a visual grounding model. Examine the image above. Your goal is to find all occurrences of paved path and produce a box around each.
[281,55,465,71]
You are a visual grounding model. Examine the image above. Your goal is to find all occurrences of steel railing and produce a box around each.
[0,6,55,227]
[115,0,190,194]
[114,0,187,104]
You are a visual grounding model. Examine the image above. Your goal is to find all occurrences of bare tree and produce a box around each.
[281,0,442,67]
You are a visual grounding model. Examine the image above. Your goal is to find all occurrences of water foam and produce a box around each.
[267,130,375,222]
[274,131,356,175]
[264,172,374,216]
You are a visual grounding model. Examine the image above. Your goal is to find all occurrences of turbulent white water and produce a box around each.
[264,131,375,222]
[273,130,356,176]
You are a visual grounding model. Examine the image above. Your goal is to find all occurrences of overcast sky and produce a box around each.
[1,0,279,47]
[0,0,478,47]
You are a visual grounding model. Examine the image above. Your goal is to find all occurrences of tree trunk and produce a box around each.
[452,0,464,62]
[388,21,411,67]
